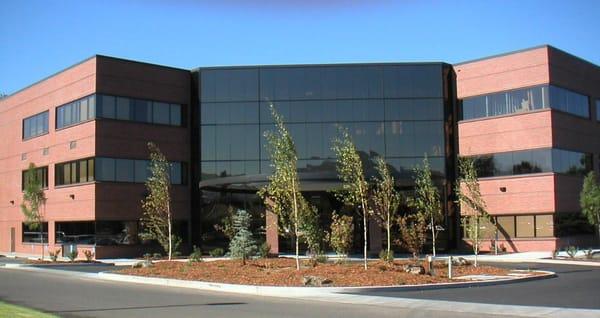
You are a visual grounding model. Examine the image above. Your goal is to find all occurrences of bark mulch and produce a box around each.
[117,258,513,287]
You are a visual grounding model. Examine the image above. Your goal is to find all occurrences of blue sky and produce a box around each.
[1,0,599,94]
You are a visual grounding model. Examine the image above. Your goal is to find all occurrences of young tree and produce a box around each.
[141,142,176,260]
[258,104,315,270]
[410,157,443,257]
[229,209,257,265]
[328,212,354,259]
[332,128,370,270]
[397,213,427,259]
[371,157,401,261]
[456,156,492,267]
[580,171,600,242]
[21,163,47,260]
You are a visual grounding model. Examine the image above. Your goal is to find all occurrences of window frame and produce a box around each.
[22,110,50,140]
[21,166,49,191]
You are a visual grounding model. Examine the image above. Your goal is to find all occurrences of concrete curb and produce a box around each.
[97,269,556,296]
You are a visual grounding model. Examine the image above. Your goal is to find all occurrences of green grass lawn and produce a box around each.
[0,301,58,318]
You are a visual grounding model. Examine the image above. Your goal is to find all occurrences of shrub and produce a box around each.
[152,253,162,260]
[67,250,79,262]
[258,242,271,258]
[229,209,257,265]
[379,249,394,263]
[328,212,353,258]
[48,248,61,262]
[83,250,94,262]
[189,245,203,263]
[566,246,578,259]
[210,248,225,257]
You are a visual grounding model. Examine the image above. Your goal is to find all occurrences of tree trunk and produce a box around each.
[363,211,367,270]
[167,205,172,261]
[431,215,436,257]
[292,189,300,271]
[386,215,391,256]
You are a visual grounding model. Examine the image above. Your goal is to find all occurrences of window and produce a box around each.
[596,100,600,121]
[55,158,95,186]
[56,95,96,129]
[95,157,186,185]
[461,85,589,120]
[22,222,48,243]
[469,148,590,178]
[96,94,184,127]
[22,166,48,190]
[516,215,535,238]
[496,216,515,240]
[535,214,554,237]
[23,111,49,139]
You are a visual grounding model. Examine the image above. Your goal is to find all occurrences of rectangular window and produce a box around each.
[22,222,48,243]
[56,95,96,129]
[115,159,134,182]
[516,215,535,238]
[535,214,554,237]
[496,216,515,239]
[55,158,95,186]
[23,111,49,139]
[96,94,183,126]
[469,148,590,178]
[461,85,588,120]
[22,166,48,190]
[95,157,184,184]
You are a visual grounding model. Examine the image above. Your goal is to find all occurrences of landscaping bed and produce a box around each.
[117,258,514,287]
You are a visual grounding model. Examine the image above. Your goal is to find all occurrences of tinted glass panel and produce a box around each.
[22,166,48,190]
[462,85,589,120]
[535,214,554,237]
[516,215,535,238]
[56,95,96,129]
[497,216,515,239]
[23,111,49,139]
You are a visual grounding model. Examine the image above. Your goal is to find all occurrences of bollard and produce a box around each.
[448,256,452,279]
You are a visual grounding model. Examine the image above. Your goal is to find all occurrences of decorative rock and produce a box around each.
[404,265,425,275]
[132,261,153,268]
[302,275,332,286]
[446,257,471,266]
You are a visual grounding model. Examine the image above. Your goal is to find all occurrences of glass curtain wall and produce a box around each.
[200,64,447,182]
[197,64,451,252]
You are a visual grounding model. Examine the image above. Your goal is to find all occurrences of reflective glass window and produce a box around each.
[23,111,49,139]
[153,102,170,125]
[99,95,116,118]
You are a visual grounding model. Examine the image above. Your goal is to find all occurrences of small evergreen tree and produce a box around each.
[141,142,176,260]
[456,156,493,267]
[580,171,600,242]
[371,157,401,261]
[21,163,46,260]
[410,157,443,257]
[229,209,257,265]
[328,212,354,259]
[332,127,370,270]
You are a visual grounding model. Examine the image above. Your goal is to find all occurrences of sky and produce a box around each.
[1,0,599,94]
